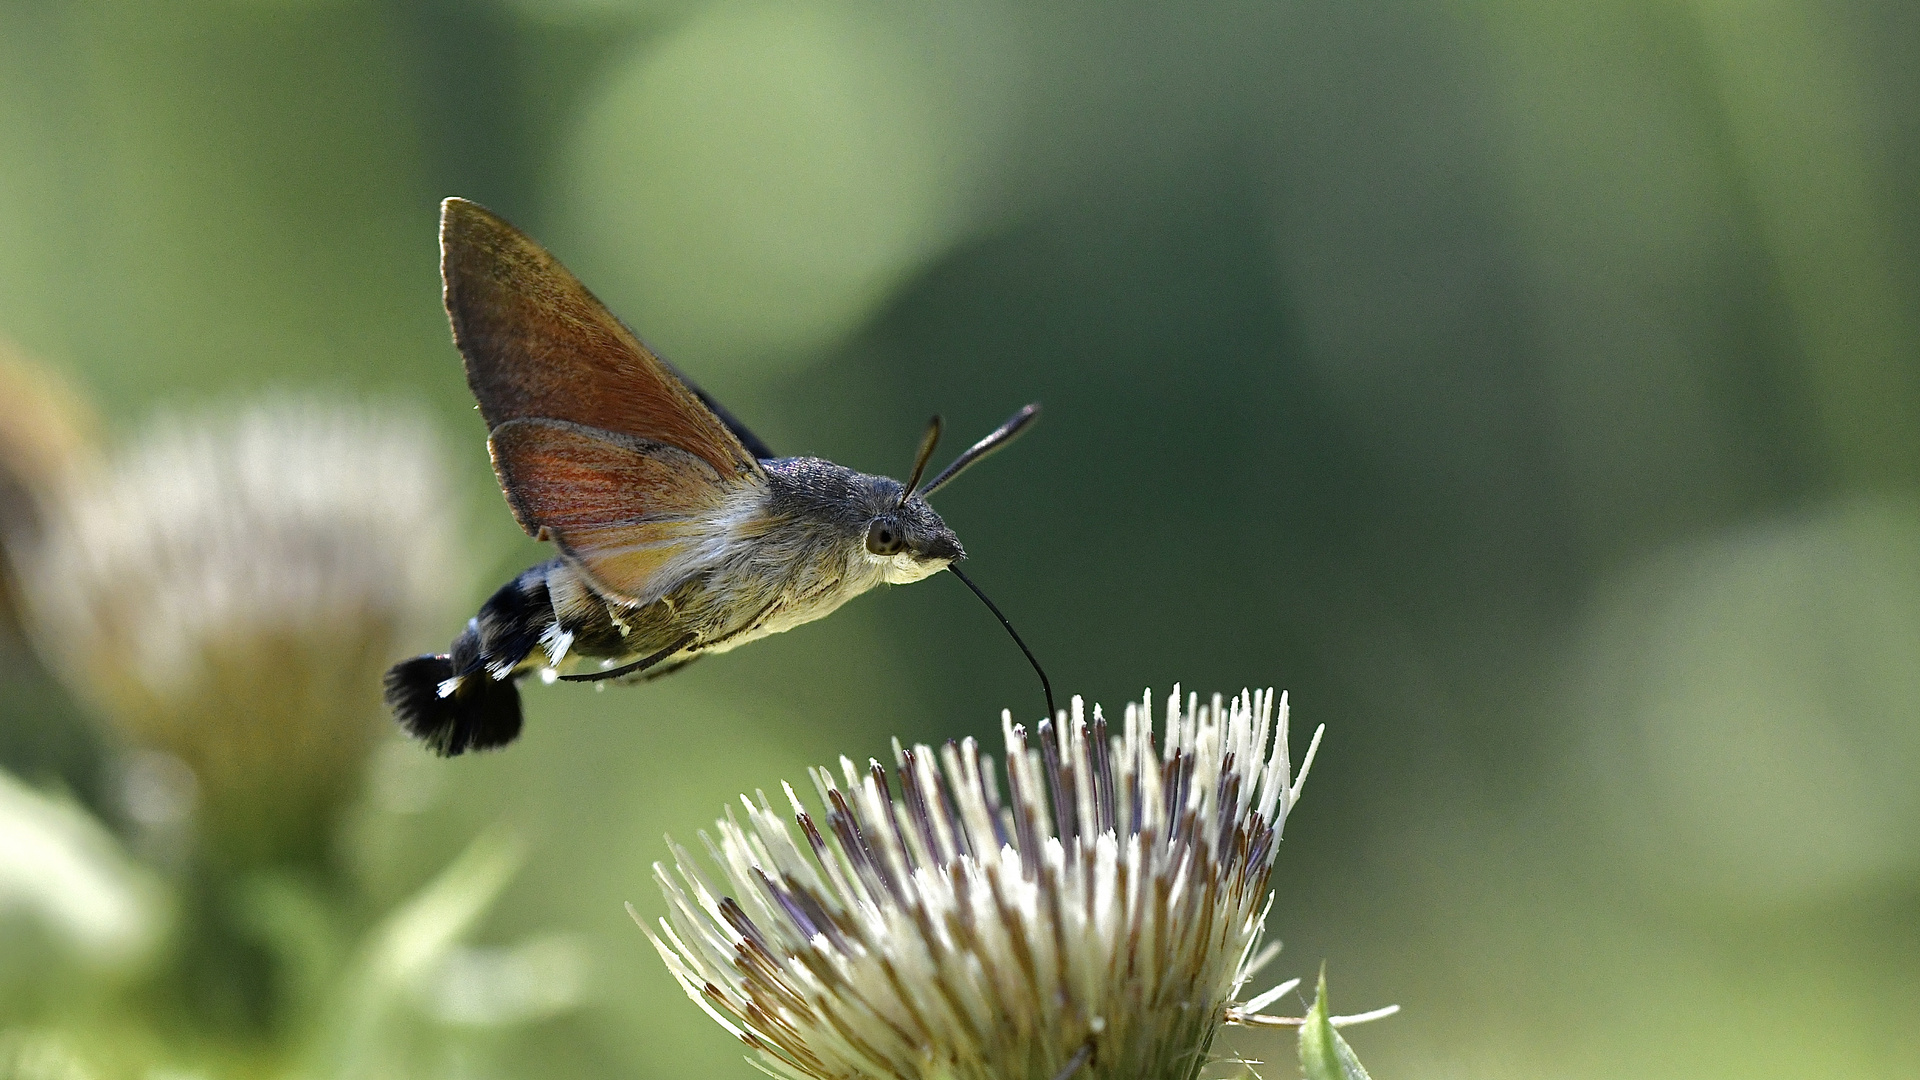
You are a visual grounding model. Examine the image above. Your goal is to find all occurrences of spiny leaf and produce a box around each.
[1299,965,1374,1080]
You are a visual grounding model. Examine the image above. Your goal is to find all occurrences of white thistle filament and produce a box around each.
[642,687,1324,1080]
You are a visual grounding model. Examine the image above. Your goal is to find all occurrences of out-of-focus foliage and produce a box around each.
[0,770,160,991]
[1,1,1916,1078]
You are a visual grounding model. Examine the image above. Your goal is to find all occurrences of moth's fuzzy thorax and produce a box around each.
[762,457,962,585]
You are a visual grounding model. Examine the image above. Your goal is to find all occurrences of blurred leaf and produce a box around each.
[0,769,163,978]
[0,1029,101,1080]
[304,827,523,1079]
[230,873,348,1035]
[1688,0,1920,488]
[1299,968,1373,1080]
[412,934,586,1028]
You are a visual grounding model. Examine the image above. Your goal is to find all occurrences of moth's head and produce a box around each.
[861,485,963,584]
[857,407,1041,585]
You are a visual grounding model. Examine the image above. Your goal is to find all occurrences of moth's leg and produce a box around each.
[680,596,785,655]
[551,577,774,683]
[557,632,696,683]
[625,652,702,683]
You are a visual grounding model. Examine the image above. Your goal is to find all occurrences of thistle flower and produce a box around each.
[644,688,1330,1080]
[19,400,462,866]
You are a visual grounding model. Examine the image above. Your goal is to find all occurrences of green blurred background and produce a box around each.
[3,1,1918,1077]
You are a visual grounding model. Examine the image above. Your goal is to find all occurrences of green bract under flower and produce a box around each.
[643,688,1323,1080]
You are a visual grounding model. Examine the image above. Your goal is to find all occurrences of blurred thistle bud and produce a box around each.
[0,341,100,645]
[643,688,1383,1080]
[19,400,463,868]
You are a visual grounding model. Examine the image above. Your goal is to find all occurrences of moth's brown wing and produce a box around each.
[489,418,754,606]
[439,197,761,486]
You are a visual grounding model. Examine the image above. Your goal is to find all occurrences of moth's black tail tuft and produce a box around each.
[383,654,524,757]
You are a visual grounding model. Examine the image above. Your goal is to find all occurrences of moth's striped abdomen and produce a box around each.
[383,561,558,755]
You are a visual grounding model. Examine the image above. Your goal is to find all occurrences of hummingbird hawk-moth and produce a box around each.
[384,198,1047,756]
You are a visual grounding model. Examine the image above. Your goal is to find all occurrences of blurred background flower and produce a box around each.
[0,392,584,1076]
[0,2,1916,1077]
[21,401,460,869]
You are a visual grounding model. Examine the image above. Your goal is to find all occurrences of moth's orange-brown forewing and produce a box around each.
[489,418,730,603]
[439,198,759,488]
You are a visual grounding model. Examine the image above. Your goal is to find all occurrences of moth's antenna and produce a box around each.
[899,415,943,509]
[920,403,1040,498]
[949,564,1055,721]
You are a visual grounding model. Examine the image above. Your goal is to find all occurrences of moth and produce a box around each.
[384,198,1047,756]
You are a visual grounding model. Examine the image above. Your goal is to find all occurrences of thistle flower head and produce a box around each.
[20,399,462,865]
[645,688,1323,1080]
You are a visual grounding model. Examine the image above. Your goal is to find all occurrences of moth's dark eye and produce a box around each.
[866,519,903,556]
